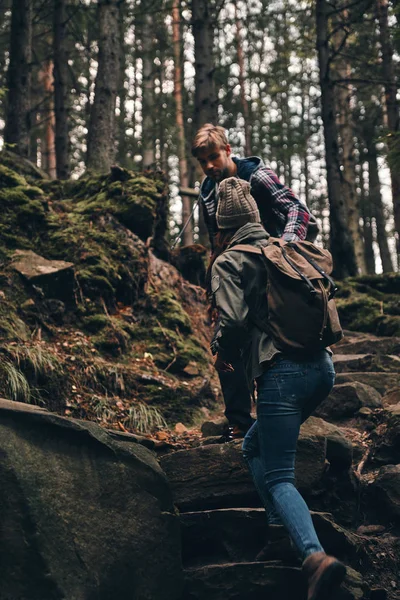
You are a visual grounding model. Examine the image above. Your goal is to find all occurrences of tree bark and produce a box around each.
[116,2,128,167]
[173,0,193,245]
[366,141,394,273]
[53,0,70,179]
[333,22,366,274]
[234,0,251,156]
[360,172,376,275]
[192,0,217,129]
[86,0,120,173]
[141,11,155,167]
[4,0,32,157]
[39,61,57,179]
[376,0,400,267]
[316,0,358,278]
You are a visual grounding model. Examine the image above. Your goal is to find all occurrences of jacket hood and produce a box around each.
[233,156,264,181]
[227,222,269,247]
[199,156,264,200]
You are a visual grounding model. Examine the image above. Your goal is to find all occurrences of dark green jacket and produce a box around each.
[210,222,280,383]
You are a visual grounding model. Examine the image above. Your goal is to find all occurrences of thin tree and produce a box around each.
[173,0,193,245]
[86,0,120,173]
[38,60,57,178]
[316,0,358,278]
[332,15,366,273]
[4,0,32,157]
[376,0,400,268]
[141,9,155,167]
[53,0,70,179]
[192,0,218,129]
[234,0,251,156]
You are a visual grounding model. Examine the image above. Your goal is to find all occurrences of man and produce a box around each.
[192,123,317,440]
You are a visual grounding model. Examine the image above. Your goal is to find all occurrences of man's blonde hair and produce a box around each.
[191,123,228,157]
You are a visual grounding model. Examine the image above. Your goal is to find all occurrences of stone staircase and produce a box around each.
[160,331,400,600]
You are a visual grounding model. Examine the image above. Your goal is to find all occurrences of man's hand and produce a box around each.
[214,354,234,373]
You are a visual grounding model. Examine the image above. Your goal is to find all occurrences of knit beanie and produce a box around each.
[216,177,261,230]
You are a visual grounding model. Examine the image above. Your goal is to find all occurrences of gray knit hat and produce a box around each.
[216,177,261,230]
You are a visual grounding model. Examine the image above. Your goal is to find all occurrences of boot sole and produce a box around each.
[310,561,347,600]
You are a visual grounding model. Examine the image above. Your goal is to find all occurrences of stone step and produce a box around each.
[180,509,360,569]
[335,372,400,396]
[183,561,365,600]
[160,418,354,513]
[332,354,400,374]
[335,335,400,356]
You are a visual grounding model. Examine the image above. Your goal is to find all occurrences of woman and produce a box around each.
[208,177,346,600]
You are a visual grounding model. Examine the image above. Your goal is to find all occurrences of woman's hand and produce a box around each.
[214,354,234,372]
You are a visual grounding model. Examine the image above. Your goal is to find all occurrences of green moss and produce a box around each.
[74,176,158,240]
[146,325,207,373]
[0,164,27,188]
[147,290,192,334]
[0,299,29,341]
[92,323,131,356]
[82,313,110,333]
[336,278,400,336]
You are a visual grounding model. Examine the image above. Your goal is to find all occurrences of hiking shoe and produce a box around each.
[221,425,247,442]
[302,552,347,600]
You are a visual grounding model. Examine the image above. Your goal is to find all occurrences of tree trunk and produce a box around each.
[234,0,251,155]
[53,0,70,179]
[192,0,217,129]
[173,0,193,245]
[141,11,155,168]
[360,170,376,275]
[316,0,357,278]
[86,0,120,173]
[333,26,366,274]
[376,0,400,267]
[39,61,57,179]
[116,2,128,167]
[366,141,394,273]
[4,0,32,157]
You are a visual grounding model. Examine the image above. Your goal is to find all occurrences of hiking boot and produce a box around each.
[221,425,247,442]
[302,552,347,600]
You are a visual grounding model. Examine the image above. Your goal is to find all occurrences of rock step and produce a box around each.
[335,334,400,356]
[332,354,400,373]
[160,418,355,513]
[183,561,365,600]
[180,509,360,569]
[335,372,400,396]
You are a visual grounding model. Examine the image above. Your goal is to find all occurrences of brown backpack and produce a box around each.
[227,238,343,352]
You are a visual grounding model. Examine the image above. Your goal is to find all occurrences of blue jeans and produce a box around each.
[242,350,336,561]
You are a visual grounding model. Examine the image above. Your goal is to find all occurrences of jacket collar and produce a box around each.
[227,222,269,247]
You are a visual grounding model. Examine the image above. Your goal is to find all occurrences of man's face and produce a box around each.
[196,144,235,182]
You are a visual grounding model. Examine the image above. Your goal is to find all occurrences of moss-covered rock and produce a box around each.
[336,276,400,336]
[0,149,49,182]
[146,290,192,334]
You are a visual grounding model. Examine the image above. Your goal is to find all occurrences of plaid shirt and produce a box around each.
[200,157,311,249]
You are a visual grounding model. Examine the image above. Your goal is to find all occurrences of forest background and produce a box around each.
[0,0,399,279]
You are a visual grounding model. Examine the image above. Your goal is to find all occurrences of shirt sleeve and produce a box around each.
[252,167,310,241]
[210,254,250,361]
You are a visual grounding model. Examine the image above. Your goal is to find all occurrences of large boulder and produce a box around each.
[0,398,182,600]
[371,404,400,465]
[315,382,382,421]
[372,465,400,521]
